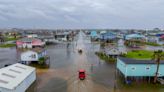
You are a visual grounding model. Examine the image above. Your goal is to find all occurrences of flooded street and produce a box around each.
[0,48,18,68]
[0,31,164,92]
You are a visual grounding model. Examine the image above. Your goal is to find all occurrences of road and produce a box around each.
[66,31,114,92]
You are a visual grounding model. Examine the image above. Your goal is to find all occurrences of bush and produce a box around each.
[95,52,116,62]
[39,57,46,64]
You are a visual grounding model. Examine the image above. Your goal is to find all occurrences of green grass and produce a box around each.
[0,44,16,48]
[5,37,18,41]
[125,50,154,60]
[145,42,161,46]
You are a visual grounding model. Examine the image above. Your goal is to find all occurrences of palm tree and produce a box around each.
[152,50,164,83]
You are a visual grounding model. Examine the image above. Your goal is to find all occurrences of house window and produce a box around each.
[32,54,36,58]
[131,67,136,70]
[30,54,36,58]
[146,66,150,70]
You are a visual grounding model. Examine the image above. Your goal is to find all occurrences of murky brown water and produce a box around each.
[0,32,163,92]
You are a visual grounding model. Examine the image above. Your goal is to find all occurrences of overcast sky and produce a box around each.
[0,0,164,29]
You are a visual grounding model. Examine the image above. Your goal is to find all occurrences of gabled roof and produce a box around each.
[118,57,164,64]
[17,37,41,42]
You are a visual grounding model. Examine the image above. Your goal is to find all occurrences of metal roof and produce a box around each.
[0,63,35,90]
[17,37,41,42]
[118,57,164,64]
[125,34,145,40]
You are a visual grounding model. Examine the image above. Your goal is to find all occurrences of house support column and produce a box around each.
[149,76,151,83]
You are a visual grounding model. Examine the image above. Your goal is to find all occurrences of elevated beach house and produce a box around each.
[105,47,121,58]
[124,34,146,48]
[117,57,164,83]
[146,33,164,45]
[100,32,117,42]
[90,30,99,41]
[54,31,71,42]
[20,48,47,64]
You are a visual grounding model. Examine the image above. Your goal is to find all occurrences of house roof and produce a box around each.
[118,57,164,64]
[0,63,35,90]
[161,35,164,39]
[90,31,97,36]
[17,37,41,42]
[21,47,45,53]
[100,32,117,39]
[100,31,107,34]
[126,34,145,40]
[55,32,70,35]
[105,47,121,55]
[32,47,45,53]
[101,32,116,36]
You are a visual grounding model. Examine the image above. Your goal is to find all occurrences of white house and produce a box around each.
[20,48,46,62]
[105,48,121,56]
[0,63,36,92]
[21,51,39,62]
[146,36,164,45]
[27,34,38,38]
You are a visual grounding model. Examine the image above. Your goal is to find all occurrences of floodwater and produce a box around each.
[0,48,18,68]
[145,45,164,51]
[0,31,164,92]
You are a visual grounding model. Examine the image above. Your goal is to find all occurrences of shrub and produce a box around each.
[39,57,46,64]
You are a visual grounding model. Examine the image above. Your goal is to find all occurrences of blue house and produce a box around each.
[117,57,164,82]
[100,32,117,40]
[90,31,98,38]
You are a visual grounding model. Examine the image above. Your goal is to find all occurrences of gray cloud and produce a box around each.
[0,0,164,29]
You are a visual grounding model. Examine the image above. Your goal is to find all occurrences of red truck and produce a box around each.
[78,69,86,80]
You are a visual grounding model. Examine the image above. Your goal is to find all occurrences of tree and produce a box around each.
[152,50,164,83]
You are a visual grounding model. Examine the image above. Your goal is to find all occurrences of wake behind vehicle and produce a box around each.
[78,69,86,80]
[78,48,83,53]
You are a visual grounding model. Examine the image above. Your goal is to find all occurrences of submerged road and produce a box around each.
[26,31,164,92]
[0,31,163,92]
[27,31,115,92]
[67,31,113,92]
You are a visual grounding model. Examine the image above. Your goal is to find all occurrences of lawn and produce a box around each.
[5,37,18,41]
[125,50,154,60]
[0,44,16,48]
[145,42,161,46]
